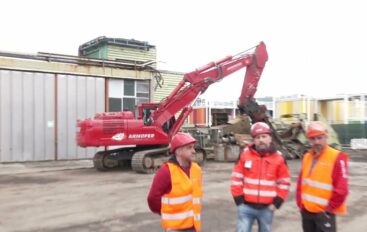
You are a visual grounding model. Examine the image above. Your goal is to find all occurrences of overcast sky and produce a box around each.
[1,0,366,101]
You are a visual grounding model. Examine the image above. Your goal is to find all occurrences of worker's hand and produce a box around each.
[320,211,332,220]
[268,204,276,211]
[323,211,331,219]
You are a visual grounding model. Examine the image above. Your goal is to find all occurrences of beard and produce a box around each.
[256,143,270,155]
[312,144,324,153]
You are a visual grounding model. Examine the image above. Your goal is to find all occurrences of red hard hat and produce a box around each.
[170,132,197,152]
[251,122,271,137]
[306,121,328,138]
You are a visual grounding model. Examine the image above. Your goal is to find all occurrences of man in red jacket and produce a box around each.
[147,132,203,232]
[296,121,349,232]
[231,122,291,232]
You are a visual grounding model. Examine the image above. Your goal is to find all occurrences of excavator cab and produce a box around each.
[138,103,159,125]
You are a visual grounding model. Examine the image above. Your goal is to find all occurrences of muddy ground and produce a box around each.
[0,149,366,232]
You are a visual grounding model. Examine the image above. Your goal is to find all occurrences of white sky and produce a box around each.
[1,0,366,101]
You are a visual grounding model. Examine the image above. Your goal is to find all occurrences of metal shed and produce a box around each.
[0,50,154,162]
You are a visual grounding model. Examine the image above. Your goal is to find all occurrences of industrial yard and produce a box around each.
[1,1,367,232]
[0,149,366,232]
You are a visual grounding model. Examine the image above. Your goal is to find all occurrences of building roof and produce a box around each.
[79,36,156,56]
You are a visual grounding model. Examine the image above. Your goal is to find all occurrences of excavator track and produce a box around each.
[93,151,108,171]
[131,146,170,174]
[93,149,123,171]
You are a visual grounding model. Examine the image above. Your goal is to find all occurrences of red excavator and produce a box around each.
[77,42,276,173]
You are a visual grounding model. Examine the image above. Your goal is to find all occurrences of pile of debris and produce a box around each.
[184,113,342,162]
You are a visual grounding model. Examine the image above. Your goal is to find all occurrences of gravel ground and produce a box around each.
[0,150,366,232]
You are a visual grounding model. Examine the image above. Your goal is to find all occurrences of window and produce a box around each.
[109,98,122,112]
[124,80,135,96]
[123,98,135,111]
[136,81,149,105]
[108,79,150,112]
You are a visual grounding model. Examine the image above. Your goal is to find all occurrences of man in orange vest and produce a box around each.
[147,132,202,232]
[296,121,349,232]
[231,122,291,232]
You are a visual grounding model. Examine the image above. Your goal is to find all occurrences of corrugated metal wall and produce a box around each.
[0,70,105,162]
[0,70,55,162]
[57,75,105,160]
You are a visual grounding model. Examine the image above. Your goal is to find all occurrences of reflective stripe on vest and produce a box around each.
[277,178,291,190]
[193,197,201,204]
[302,193,329,206]
[162,194,192,205]
[231,172,244,178]
[277,178,291,183]
[161,162,202,231]
[243,189,277,197]
[231,180,243,186]
[244,177,276,186]
[302,179,333,191]
[301,146,346,214]
[277,184,290,190]
[161,210,194,220]
[232,177,291,189]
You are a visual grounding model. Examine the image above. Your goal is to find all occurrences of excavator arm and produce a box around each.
[150,42,268,137]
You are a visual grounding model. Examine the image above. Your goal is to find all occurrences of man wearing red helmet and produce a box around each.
[230,122,291,232]
[147,132,203,232]
[296,121,349,232]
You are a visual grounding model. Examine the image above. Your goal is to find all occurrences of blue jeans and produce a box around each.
[236,204,274,232]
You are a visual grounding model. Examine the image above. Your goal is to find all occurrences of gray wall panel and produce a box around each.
[86,78,97,115]
[57,75,68,158]
[57,75,104,160]
[45,76,55,158]
[34,73,55,160]
[96,78,105,113]
[44,76,55,159]
[10,71,23,161]
[34,75,44,159]
[23,72,35,160]
[67,77,77,158]
[76,77,88,159]
[0,70,55,162]
[0,71,12,161]
[89,77,105,156]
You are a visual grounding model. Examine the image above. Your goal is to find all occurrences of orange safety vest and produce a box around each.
[301,145,347,214]
[161,162,202,231]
